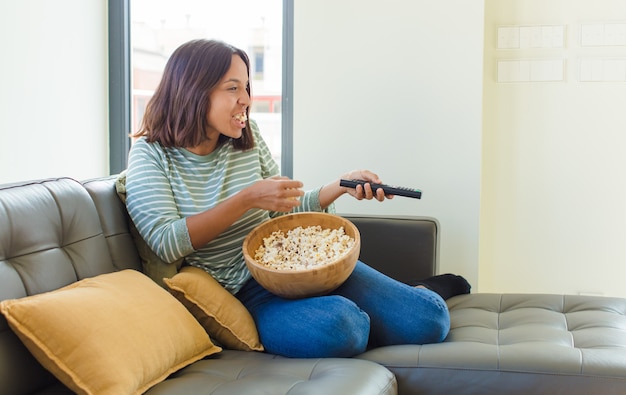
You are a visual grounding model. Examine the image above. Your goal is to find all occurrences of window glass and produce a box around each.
[131,0,283,166]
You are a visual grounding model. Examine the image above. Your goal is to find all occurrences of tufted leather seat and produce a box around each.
[146,351,397,394]
[359,293,626,394]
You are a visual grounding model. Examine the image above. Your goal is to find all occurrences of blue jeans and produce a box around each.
[236,261,450,358]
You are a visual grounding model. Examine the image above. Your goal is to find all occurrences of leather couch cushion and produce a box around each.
[82,176,143,272]
[164,266,264,352]
[145,350,398,395]
[359,293,626,394]
[1,270,221,395]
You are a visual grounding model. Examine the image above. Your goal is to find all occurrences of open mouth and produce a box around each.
[233,112,248,123]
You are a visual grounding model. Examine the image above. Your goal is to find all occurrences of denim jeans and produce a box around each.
[236,261,450,358]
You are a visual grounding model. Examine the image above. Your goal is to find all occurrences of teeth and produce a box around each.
[234,112,247,122]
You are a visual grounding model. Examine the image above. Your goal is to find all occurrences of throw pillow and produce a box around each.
[164,266,264,352]
[0,269,221,395]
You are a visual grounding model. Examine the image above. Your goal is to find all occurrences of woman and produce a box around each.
[126,39,468,358]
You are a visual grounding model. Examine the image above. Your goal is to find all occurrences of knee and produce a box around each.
[256,295,370,358]
[418,291,451,343]
[314,296,371,357]
[332,308,370,356]
[382,289,450,345]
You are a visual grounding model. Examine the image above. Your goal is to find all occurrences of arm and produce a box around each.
[186,176,302,249]
[125,140,195,263]
[186,123,304,248]
[131,122,306,253]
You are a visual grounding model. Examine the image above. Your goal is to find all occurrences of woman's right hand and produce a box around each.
[187,176,303,249]
[247,176,304,212]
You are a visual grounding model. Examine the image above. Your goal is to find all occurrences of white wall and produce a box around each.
[293,0,485,285]
[5,0,624,298]
[0,0,109,184]
[481,0,626,297]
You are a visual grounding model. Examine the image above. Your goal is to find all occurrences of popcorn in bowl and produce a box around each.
[254,225,355,270]
[242,212,361,299]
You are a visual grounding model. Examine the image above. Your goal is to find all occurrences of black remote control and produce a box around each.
[340,179,422,199]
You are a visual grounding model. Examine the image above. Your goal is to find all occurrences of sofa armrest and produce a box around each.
[341,215,439,283]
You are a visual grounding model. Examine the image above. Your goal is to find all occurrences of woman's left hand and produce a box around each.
[340,170,393,202]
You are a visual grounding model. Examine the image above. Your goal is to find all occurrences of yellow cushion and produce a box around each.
[164,266,264,352]
[0,270,221,395]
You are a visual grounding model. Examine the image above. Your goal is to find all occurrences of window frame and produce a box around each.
[108,0,294,177]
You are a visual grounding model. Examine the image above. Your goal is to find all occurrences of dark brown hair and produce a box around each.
[134,39,254,150]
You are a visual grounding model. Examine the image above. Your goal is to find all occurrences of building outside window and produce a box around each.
[130,0,283,167]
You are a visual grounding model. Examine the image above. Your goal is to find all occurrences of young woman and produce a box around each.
[125,39,469,358]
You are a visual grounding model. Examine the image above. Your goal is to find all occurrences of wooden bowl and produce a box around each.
[243,212,361,299]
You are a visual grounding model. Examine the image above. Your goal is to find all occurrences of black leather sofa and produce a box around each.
[1,176,625,394]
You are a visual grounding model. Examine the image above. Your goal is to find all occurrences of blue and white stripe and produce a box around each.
[125,122,329,294]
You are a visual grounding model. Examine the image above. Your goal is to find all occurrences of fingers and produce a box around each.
[347,172,394,202]
[279,180,304,200]
[276,200,300,213]
[345,169,381,184]
[271,177,303,190]
[269,175,300,185]
[273,178,304,211]
[355,183,385,201]
[361,171,382,184]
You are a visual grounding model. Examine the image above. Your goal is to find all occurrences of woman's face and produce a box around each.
[206,54,250,141]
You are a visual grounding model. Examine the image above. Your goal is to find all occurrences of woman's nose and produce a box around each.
[239,91,251,107]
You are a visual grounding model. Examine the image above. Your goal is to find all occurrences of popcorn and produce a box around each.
[254,225,355,270]
[234,112,247,122]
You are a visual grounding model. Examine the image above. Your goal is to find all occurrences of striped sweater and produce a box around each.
[125,122,332,294]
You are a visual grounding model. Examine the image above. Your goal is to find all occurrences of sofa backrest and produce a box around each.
[343,215,438,282]
[82,176,142,272]
[0,177,141,394]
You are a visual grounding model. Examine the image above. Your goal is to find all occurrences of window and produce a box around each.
[108,0,293,176]
[252,46,265,79]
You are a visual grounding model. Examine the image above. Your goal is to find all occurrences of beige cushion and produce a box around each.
[164,266,264,352]
[0,269,221,395]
